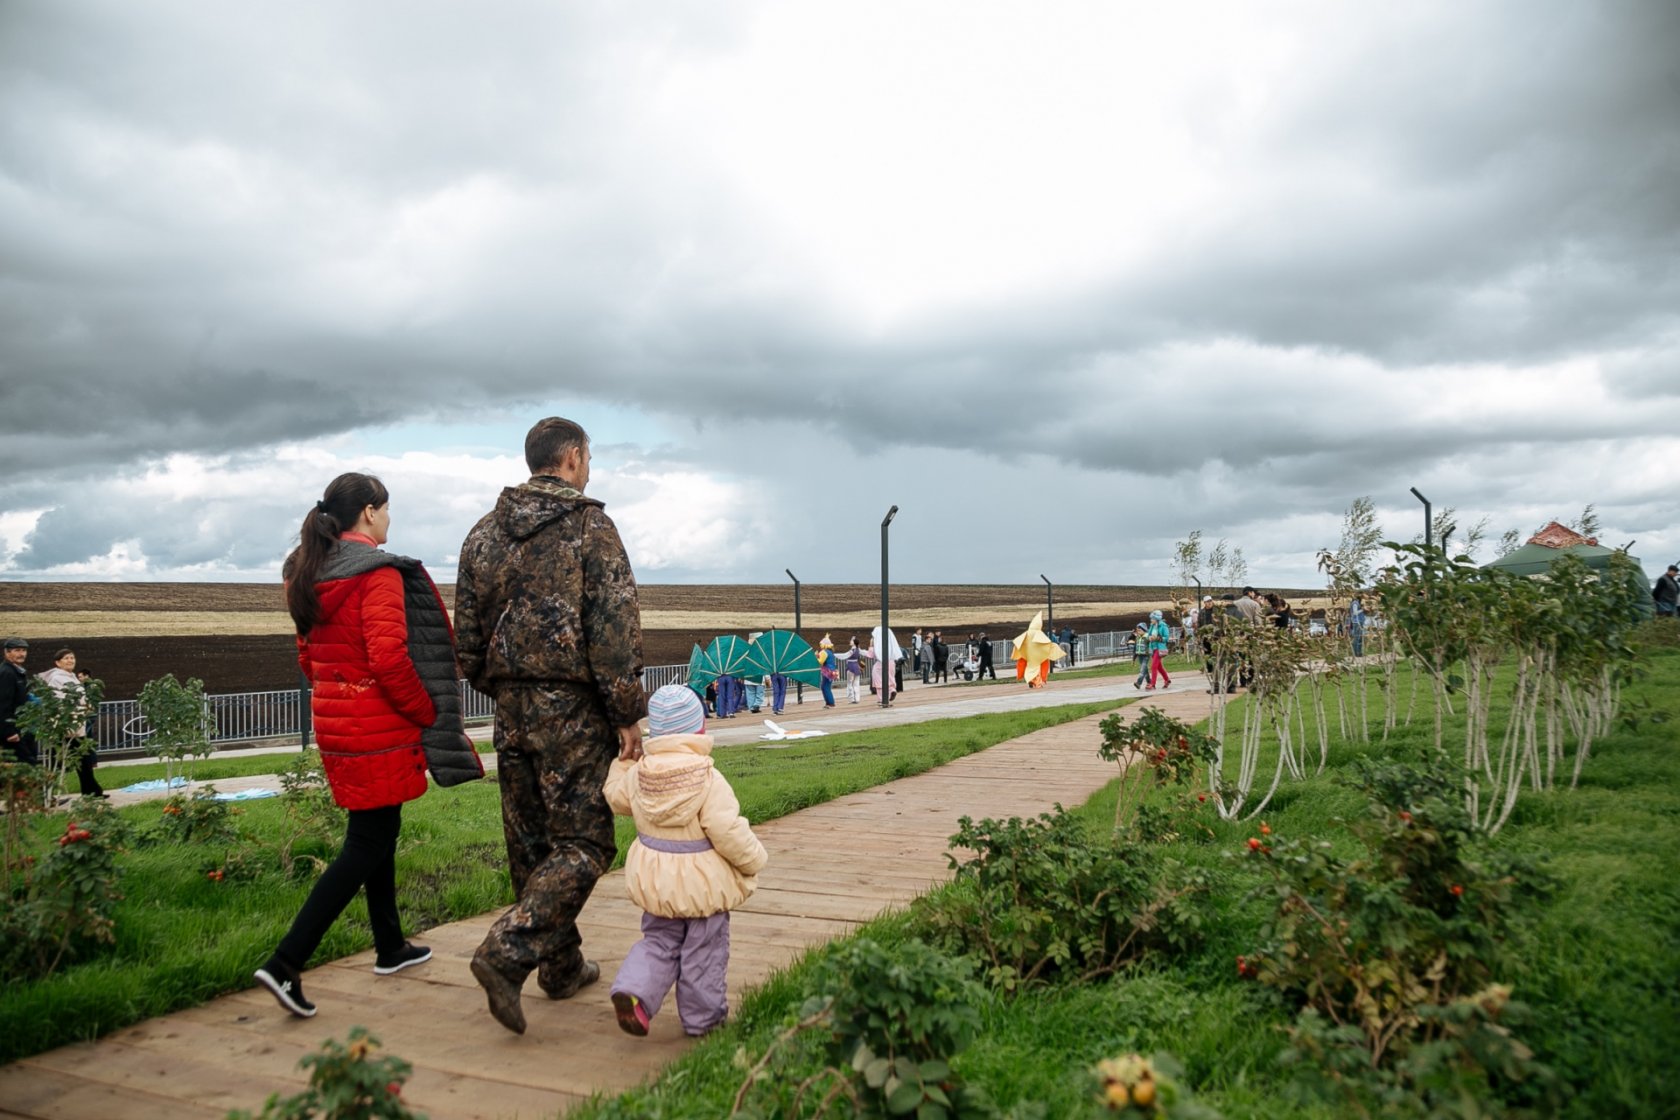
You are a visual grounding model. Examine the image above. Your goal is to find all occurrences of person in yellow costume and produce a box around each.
[1012,611,1065,688]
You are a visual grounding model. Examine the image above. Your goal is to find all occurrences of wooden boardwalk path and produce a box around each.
[0,678,1212,1120]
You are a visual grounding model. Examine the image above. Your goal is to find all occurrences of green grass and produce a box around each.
[0,698,1125,1064]
[571,649,1680,1119]
[98,732,496,788]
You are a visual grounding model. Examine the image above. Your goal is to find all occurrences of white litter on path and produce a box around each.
[758,719,828,742]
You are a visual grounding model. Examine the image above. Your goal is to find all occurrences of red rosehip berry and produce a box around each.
[1260,822,1271,836]
[1248,837,1262,851]
[1398,810,1412,822]
[1197,793,1207,803]
[1450,884,1464,896]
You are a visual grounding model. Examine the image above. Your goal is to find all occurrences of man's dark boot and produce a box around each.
[538,959,600,1000]
[471,948,527,1035]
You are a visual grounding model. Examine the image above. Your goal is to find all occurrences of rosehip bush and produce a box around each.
[0,800,129,983]
[1093,1052,1222,1119]
[731,937,1001,1119]
[1097,709,1219,838]
[147,788,241,846]
[916,809,1210,992]
[229,1026,423,1120]
[1241,761,1556,1114]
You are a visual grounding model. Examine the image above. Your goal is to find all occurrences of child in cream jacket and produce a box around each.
[605,684,768,1037]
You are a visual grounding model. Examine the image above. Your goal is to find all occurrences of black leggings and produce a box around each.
[277,804,404,968]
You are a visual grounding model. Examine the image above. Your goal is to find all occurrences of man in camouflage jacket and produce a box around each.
[455,417,647,1035]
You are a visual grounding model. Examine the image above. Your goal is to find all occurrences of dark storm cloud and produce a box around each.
[3,0,1679,581]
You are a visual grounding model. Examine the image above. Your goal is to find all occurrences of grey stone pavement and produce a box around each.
[96,658,1210,807]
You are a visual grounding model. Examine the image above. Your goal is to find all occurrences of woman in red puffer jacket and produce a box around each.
[255,471,481,1019]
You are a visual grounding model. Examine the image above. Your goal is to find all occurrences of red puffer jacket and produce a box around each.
[298,559,436,810]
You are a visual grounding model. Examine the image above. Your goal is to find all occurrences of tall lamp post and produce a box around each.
[1410,487,1433,548]
[1040,574,1053,633]
[786,568,802,705]
[880,505,898,709]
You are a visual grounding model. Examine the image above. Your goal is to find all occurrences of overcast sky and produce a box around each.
[3,0,1677,588]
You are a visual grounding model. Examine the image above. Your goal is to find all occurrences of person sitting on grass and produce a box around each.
[604,684,768,1038]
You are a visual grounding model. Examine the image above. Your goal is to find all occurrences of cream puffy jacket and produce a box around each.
[605,733,769,919]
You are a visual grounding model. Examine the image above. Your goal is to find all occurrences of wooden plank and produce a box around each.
[0,1063,222,1120]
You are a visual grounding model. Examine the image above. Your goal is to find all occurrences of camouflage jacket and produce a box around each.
[455,476,646,729]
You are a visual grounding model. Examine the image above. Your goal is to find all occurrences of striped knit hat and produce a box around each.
[648,684,707,737]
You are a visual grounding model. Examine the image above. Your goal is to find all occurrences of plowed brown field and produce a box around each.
[0,582,1323,698]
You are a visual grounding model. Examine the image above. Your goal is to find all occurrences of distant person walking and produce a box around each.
[1131,624,1151,690]
[256,472,481,1019]
[454,417,647,1034]
[976,631,996,680]
[931,632,949,684]
[1655,565,1679,617]
[843,637,864,704]
[1347,595,1367,657]
[605,685,767,1038]
[816,636,838,708]
[1146,610,1172,690]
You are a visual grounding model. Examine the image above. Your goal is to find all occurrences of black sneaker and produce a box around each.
[374,942,432,975]
[255,956,317,1018]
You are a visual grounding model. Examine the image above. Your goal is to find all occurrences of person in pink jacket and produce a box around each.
[604,684,768,1037]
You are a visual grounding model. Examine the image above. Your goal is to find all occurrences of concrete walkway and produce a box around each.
[95,659,1163,808]
[0,671,1214,1120]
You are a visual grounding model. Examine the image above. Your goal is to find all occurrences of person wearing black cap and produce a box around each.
[1655,564,1680,617]
[2,638,40,765]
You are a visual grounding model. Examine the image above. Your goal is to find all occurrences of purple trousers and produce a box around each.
[611,910,731,1036]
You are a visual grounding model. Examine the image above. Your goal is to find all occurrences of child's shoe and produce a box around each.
[612,991,651,1037]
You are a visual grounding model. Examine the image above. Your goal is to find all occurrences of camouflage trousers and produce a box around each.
[478,683,618,993]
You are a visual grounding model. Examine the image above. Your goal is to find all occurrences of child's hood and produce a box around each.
[633,733,716,826]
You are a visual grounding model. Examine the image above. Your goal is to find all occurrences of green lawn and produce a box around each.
[572,648,1680,1119]
[0,697,1125,1065]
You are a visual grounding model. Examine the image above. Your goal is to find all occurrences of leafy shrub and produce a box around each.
[149,788,242,846]
[731,937,1000,1119]
[0,800,129,983]
[1240,761,1557,1114]
[916,809,1209,992]
[13,673,103,808]
[1097,709,1219,836]
[228,1026,423,1120]
[277,750,346,878]
[1631,616,1680,652]
[137,673,212,786]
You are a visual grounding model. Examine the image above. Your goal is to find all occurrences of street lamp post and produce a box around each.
[880,506,898,709]
[786,568,802,705]
[1410,487,1433,549]
[1040,574,1053,633]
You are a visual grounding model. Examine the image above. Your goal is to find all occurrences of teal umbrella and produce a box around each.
[684,644,713,696]
[704,634,756,679]
[744,629,824,687]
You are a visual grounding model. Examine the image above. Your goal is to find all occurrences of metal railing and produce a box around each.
[89,627,1179,756]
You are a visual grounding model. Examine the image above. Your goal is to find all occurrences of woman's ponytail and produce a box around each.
[283,473,389,634]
